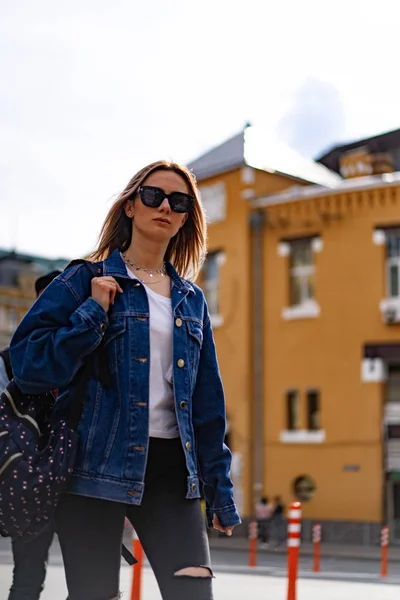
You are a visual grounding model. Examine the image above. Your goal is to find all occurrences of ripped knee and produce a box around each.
[174,566,213,578]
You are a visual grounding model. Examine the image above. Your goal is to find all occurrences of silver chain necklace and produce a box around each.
[121,253,167,278]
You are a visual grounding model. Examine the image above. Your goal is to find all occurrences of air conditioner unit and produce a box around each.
[383,306,400,324]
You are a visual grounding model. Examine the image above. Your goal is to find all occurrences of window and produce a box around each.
[199,183,226,224]
[387,229,400,298]
[286,390,300,431]
[202,251,224,319]
[307,390,320,431]
[387,364,400,403]
[289,239,315,306]
[293,475,316,502]
[0,306,6,332]
[8,308,18,333]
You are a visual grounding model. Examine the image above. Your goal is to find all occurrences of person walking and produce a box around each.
[10,160,240,600]
[255,496,273,546]
[0,270,61,600]
[271,495,285,547]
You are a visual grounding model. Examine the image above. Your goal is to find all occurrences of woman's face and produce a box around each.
[125,170,189,243]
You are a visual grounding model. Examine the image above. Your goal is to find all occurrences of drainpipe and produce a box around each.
[249,209,266,511]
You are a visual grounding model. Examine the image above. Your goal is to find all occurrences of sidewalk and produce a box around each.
[209,535,400,562]
[1,565,399,600]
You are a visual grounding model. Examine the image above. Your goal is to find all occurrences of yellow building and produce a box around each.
[190,126,400,542]
[189,125,340,519]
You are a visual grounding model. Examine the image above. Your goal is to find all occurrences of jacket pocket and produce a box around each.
[186,320,203,380]
[186,320,203,347]
[102,316,126,373]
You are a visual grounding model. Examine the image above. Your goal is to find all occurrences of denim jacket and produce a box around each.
[10,249,240,528]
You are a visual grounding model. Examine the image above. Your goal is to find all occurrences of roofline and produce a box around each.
[316,126,400,162]
[193,161,339,187]
[191,160,245,182]
[251,172,400,209]
[249,165,338,187]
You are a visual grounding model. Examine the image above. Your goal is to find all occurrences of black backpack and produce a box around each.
[0,260,135,564]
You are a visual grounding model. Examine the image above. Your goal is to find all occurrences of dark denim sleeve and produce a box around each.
[10,272,108,394]
[192,301,241,529]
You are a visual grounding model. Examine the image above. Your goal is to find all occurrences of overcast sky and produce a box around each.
[2,0,400,259]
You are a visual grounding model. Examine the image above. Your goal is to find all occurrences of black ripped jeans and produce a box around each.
[8,523,55,600]
[56,438,213,600]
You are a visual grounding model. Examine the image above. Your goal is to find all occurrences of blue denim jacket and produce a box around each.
[10,249,240,528]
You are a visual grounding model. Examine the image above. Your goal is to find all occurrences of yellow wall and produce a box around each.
[198,167,307,516]
[263,185,400,521]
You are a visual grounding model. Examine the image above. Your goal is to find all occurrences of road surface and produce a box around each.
[0,563,399,600]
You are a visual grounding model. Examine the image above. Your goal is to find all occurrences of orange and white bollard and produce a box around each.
[380,525,389,578]
[287,502,302,600]
[248,519,258,567]
[130,530,144,600]
[312,523,321,573]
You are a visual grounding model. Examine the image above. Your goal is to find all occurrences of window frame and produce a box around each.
[289,238,315,308]
[385,229,400,299]
[307,389,320,431]
[387,256,400,299]
[286,389,300,431]
[8,308,18,333]
[201,250,224,325]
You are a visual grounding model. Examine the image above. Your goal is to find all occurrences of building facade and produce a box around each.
[189,125,340,520]
[0,250,68,348]
[254,177,400,540]
[190,126,400,541]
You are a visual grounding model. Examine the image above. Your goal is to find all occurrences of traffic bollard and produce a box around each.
[130,530,144,600]
[248,519,258,567]
[312,523,321,573]
[287,502,302,600]
[380,525,389,578]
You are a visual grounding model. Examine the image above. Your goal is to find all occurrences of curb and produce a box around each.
[208,540,400,563]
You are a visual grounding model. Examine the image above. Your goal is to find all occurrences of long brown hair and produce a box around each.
[89,160,207,280]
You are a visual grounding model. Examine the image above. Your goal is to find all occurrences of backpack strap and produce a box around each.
[65,258,112,430]
[63,261,136,566]
[64,258,104,279]
[122,543,137,565]
[0,348,13,382]
[64,259,112,389]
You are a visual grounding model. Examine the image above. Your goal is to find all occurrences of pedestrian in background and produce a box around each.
[271,495,286,547]
[255,495,273,546]
[0,270,61,600]
[10,160,240,600]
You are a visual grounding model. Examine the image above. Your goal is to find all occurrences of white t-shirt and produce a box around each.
[126,268,179,439]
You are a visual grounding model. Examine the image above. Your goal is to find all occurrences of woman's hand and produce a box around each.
[91,276,123,312]
[212,514,235,537]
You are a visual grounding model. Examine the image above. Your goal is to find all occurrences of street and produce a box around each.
[0,536,399,599]
[1,535,399,583]
[0,563,399,600]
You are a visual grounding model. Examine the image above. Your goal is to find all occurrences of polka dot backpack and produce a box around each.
[0,260,103,542]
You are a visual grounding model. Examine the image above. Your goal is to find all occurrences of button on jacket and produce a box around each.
[10,250,240,528]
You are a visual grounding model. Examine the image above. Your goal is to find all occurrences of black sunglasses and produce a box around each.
[138,186,194,213]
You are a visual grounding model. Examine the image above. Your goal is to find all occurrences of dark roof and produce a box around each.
[317,127,400,173]
[188,126,341,187]
[188,132,245,181]
[0,249,69,274]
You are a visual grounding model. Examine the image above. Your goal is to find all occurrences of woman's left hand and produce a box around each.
[212,514,235,537]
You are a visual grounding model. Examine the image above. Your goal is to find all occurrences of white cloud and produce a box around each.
[1,0,400,257]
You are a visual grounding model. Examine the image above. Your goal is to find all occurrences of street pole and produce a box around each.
[249,209,266,508]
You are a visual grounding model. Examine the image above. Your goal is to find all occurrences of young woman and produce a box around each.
[10,161,240,600]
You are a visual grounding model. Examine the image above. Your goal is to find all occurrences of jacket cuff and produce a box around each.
[206,503,242,529]
[75,297,109,339]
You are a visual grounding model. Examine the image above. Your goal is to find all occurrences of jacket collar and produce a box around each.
[103,249,195,295]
